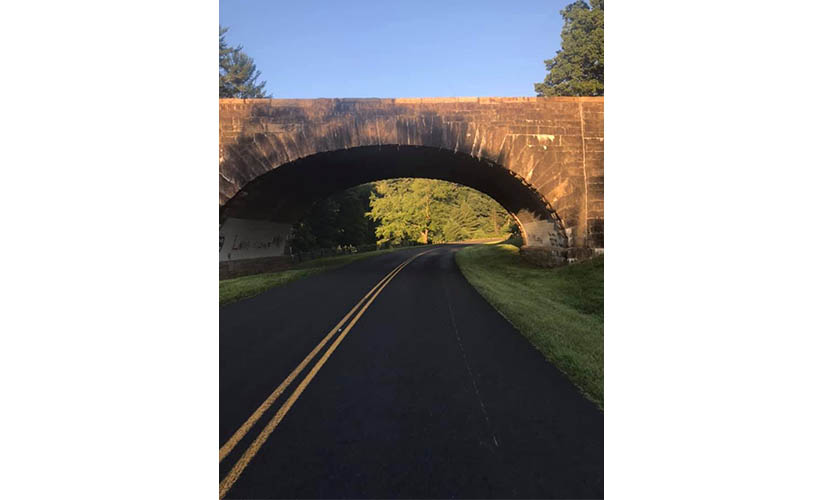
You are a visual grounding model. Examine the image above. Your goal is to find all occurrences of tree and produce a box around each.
[534,0,603,97]
[292,179,513,253]
[219,26,269,98]
[290,185,376,253]
[367,179,512,245]
[367,179,448,245]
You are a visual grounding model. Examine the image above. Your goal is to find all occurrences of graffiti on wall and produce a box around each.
[219,218,292,261]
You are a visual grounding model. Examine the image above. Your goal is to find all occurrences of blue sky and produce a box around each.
[219,0,567,98]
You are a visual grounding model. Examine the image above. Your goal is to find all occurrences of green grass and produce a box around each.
[219,247,406,307]
[455,244,604,407]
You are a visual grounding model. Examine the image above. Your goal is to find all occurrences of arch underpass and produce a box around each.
[219,97,603,277]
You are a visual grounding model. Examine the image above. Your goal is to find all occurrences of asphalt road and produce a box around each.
[220,245,603,499]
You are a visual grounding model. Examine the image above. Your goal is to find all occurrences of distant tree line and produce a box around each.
[290,179,514,253]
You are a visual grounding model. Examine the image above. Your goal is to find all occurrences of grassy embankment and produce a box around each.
[455,244,604,407]
[220,248,405,307]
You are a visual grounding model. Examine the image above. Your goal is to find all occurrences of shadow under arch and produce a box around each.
[219,145,568,275]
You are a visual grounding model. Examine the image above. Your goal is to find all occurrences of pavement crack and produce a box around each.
[443,279,499,449]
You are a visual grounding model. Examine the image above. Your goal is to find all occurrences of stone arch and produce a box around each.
[221,143,567,242]
[219,97,603,275]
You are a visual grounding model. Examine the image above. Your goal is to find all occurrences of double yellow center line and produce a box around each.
[219,248,435,499]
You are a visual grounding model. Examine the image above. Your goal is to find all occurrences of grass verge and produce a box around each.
[220,247,405,307]
[455,244,603,407]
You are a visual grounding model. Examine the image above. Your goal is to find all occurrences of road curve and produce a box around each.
[220,245,603,498]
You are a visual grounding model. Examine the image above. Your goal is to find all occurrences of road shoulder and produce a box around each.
[455,243,604,407]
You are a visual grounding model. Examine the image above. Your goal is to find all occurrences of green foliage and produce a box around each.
[534,0,603,97]
[367,179,450,245]
[291,179,512,253]
[367,179,512,245]
[290,185,377,253]
[219,26,269,98]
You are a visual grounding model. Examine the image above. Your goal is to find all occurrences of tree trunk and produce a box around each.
[423,192,431,244]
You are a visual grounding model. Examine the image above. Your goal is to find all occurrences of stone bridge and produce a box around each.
[219,97,603,276]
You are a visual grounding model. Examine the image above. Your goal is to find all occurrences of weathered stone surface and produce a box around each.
[219,97,603,264]
[520,245,569,268]
[219,256,293,280]
[567,247,604,263]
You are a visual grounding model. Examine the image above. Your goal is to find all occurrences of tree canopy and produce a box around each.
[367,179,512,245]
[291,179,514,253]
[534,0,603,97]
[219,26,269,98]
[290,185,377,253]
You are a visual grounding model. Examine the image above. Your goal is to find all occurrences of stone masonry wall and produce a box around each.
[219,97,603,260]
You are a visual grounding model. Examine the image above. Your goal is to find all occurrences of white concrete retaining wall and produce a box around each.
[219,218,292,261]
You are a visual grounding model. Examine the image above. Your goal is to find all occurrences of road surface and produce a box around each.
[220,245,603,498]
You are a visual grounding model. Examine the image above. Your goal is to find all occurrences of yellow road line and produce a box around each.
[219,248,434,499]
[219,254,412,462]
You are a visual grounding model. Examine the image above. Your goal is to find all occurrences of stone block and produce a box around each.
[519,245,568,268]
[219,256,293,280]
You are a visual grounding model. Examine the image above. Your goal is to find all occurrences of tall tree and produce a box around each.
[367,179,512,245]
[219,26,269,98]
[290,185,376,253]
[367,179,448,245]
[534,0,603,97]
